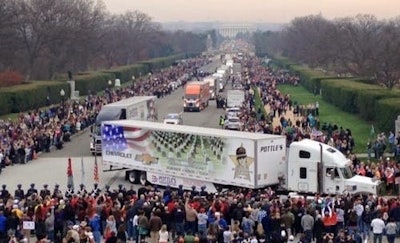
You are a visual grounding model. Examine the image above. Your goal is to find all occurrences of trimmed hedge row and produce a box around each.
[75,54,188,96]
[0,54,189,115]
[273,58,400,132]
[0,81,70,115]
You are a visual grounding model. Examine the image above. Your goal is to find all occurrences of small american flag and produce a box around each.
[102,124,150,152]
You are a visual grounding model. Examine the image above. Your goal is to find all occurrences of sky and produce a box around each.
[103,0,400,23]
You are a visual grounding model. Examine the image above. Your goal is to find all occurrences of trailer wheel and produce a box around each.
[128,171,136,184]
[139,172,147,186]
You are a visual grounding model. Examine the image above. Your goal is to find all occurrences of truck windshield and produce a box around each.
[93,125,101,136]
[340,166,353,179]
[185,95,198,99]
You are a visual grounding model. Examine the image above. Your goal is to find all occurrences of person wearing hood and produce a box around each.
[313,214,325,243]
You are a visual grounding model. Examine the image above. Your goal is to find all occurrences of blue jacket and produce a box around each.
[0,214,6,233]
[89,214,101,232]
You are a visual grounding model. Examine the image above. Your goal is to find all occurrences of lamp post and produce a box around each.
[60,89,65,119]
[131,75,135,88]
[107,80,112,102]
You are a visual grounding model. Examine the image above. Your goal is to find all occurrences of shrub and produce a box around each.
[0,71,24,87]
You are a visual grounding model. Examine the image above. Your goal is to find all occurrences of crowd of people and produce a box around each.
[0,57,211,173]
[1,182,400,243]
[1,48,400,243]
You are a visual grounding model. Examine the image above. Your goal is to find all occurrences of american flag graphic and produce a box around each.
[102,124,151,152]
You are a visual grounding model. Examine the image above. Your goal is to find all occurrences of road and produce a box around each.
[0,59,225,193]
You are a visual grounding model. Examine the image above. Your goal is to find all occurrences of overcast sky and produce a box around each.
[103,0,400,23]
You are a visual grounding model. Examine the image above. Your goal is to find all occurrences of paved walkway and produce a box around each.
[264,103,301,128]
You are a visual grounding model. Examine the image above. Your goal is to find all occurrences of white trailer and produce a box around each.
[227,90,245,108]
[203,76,218,100]
[101,120,380,195]
[90,96,157,154]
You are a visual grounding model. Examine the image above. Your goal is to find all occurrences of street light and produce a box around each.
[60,89,65,119]
[131,76,135,88]
[107,80,112,102]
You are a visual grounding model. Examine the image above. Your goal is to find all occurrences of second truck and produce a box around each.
[183,81,211,112]
[90,96,157,155]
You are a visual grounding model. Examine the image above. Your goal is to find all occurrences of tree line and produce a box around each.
[0,0,208,81]
[253,14,400,89]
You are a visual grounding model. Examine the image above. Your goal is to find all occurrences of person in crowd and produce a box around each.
[370,213,385,243]
[301,210,314,243]
[159,224,169,243]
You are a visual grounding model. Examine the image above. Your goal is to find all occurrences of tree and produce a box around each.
[372,18,400,89]
[333,15,382,77]
[0,0,19,70]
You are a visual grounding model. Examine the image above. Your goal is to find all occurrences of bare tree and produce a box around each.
[372,18,400,89]
[332,15,382,76]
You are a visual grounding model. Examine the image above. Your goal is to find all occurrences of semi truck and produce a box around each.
[226,90,245,108]
[203,76,218,100]
[101,120,380,195]
[90,96,157,155]
[183,81,211,112]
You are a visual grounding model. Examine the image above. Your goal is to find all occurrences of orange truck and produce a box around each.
[183,81,210,112]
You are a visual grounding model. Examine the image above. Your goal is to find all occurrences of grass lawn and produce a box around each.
[278,84,374,154]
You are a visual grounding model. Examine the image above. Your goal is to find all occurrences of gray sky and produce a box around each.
[103,0,400,23]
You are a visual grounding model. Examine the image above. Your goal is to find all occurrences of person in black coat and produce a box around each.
[313,215,325,243]
[14,184,24,200]
[26,183,38,198]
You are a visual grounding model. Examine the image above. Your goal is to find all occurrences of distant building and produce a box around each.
[217,24,256,38]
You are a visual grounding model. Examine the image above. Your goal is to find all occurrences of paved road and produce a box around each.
[0,60,226,193]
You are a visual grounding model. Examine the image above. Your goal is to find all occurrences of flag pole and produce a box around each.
[94,152,99,183]
[81,156,85,186]
[67,157,74,190]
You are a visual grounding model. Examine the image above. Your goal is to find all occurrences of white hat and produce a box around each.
[72,225,79,230]
[289,235,294,241]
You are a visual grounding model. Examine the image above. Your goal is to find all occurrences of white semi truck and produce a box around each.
[227,90,245,108]
[203,76,218,100]
[90,96,157,155]
[101,120,380,195]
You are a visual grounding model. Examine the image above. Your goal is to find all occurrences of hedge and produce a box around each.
[0,81,70,114]
[0,54,190,116]
[272,57,400,132]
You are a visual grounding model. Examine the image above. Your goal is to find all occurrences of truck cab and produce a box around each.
[90,96,157,155]
[286,139,380,195]
[183,81,210,112]
[90,108,127,155]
